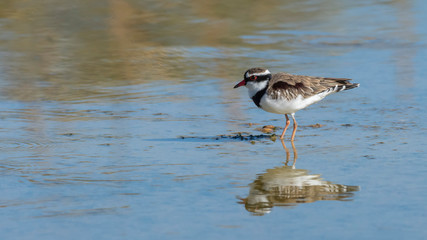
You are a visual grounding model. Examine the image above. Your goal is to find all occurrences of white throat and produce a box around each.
[246,80,269,98]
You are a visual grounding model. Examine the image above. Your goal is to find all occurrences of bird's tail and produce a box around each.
[343,83,360,90]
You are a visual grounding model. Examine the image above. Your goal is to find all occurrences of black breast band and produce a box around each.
[251,87,267,108]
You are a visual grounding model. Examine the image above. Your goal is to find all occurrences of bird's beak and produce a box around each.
[233,79,246,88]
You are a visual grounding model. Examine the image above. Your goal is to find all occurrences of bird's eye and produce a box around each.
[250,75,257,80]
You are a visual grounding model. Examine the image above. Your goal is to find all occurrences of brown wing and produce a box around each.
[267,72,357,100]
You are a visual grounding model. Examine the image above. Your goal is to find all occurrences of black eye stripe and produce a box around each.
[247,74,272,81]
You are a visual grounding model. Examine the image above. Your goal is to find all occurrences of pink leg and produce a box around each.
[290,113,298,142]
[280,114,290,140]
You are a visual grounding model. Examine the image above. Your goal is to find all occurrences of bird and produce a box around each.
[234,67,359,141]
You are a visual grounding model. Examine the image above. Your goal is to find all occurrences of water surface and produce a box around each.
[0,0,426,239]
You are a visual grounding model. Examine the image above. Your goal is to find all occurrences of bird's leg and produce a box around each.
[280,114,290,140]
[290,113,298,142]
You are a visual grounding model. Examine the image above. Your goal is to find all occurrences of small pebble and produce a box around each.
[307,123,323,128]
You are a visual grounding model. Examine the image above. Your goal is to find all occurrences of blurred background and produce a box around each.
[0,0,426,239]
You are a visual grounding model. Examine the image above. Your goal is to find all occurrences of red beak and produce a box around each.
[233,79,246,88]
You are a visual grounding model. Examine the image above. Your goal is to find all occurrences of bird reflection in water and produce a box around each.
[238,140,359,215]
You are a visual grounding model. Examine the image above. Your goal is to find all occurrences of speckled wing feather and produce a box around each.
[267,72,358,100]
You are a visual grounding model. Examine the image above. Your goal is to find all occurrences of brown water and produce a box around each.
[0,0,426,239]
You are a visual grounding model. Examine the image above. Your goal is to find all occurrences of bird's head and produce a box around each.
[234,68,272,89]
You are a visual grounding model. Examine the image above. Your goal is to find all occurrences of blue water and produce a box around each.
[0,0,426,239]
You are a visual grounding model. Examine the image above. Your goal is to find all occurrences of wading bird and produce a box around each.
[234,68,359,141]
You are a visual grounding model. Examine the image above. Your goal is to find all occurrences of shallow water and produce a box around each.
[1,0,426,239]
